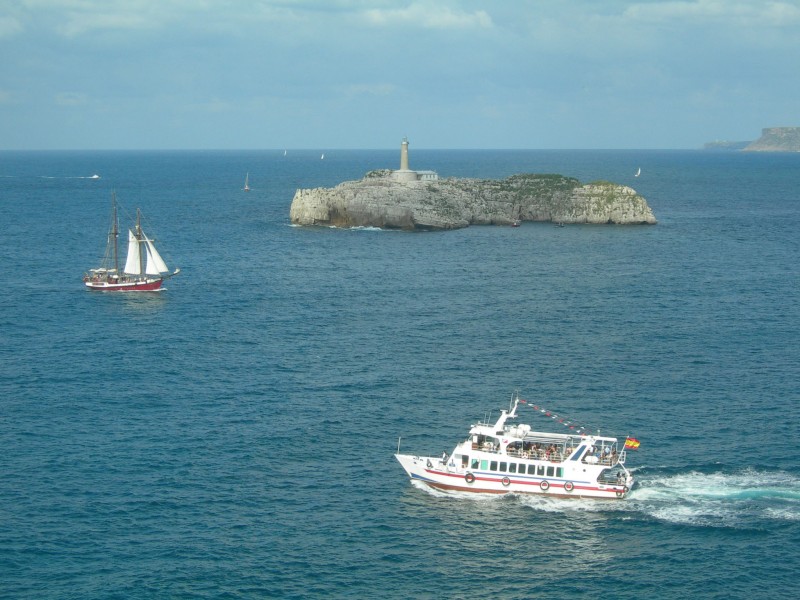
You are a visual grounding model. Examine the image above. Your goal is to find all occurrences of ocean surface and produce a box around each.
[1,149,798,599]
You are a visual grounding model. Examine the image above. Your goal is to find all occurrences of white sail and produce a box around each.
[144,235,169,274]
[123,229,142,274]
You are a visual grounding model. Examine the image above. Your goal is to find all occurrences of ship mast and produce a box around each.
[112,192,119,274]
[136,208,145,276]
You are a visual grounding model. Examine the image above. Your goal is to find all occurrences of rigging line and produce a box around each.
[518,398,594,434]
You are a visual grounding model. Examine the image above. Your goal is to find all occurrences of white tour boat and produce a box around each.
[396,392,636,499]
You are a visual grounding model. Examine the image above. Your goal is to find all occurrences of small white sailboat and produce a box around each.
[321,153,325,160]
[83,192,180,292]
[635,167,641,177]
[244,172,250,192]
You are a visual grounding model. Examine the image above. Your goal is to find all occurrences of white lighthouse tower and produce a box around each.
[393,137,419,182]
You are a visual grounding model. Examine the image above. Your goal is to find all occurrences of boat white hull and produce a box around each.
[395,453,632,499]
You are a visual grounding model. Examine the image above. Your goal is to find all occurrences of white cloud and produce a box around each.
[54,91,88,106]
[362,2,492,29]
[187,97,234,113]
[623,0,800,26]
[0,16,23,38]
[340,83,396,97]
[19,0,185,37]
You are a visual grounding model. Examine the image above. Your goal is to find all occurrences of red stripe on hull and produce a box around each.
[85,279,164,291]
[422,470,626,499]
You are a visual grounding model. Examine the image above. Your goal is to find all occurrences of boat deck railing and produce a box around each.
[473,445,623,466]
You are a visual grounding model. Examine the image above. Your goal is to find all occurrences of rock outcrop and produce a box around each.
[290,171,656,231]
[744,127,800,152]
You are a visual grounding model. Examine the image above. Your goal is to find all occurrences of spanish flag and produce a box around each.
[624,437,641,450]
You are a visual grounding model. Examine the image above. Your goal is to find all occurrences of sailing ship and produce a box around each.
[244,172,250,192]
[83,192,180,291]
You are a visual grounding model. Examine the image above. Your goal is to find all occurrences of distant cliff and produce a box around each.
[703,140,750,151]
[290,171,656,231]
[744,127,800,152]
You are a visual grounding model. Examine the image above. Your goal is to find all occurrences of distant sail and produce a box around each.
[321,153,325,159]
[635,167,641,177]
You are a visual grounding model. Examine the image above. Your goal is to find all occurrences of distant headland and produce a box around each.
[704,127,800,152]
[290,139,656,231]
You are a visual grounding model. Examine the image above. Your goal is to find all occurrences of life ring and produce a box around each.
[465,472,475,484]
[564,481,574,493]
[540,480,550,491]
[616,491,623,498]
[502,477,511,486]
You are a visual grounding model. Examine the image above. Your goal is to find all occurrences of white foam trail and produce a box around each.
[37,175,101,179]
[410,480,502,503]
[408,468,800,526]
[632,468,799,526]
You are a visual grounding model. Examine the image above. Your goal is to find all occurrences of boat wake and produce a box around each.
[327,225,388,232]
[411,467,800,526]
[37,174,100,179]
[630,467,800,525]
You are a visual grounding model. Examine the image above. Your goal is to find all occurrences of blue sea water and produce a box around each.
[1,149,799,599]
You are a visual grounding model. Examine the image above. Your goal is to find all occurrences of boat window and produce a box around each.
[481,460,488,470]
[570,445,586,461]
[556,467,563,478]
[490,461,498,471]
[537,465,545,476]
[471,458,480,469]
[500,462,508,472]
[546,466,554,477]
[460,455,468,468]
[528,465,537,475]
[509,463,517,474]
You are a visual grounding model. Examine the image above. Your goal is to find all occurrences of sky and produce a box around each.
[1,0,799,150]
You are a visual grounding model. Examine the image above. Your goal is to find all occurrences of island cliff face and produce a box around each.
[290,171,656,231]
[744,127,800,152]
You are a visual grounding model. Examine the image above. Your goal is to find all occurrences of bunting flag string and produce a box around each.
[517,398,594,435]
[518,398,641,448]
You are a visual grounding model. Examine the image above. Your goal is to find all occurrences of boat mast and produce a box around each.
[112,192,119,274]
[136,208,145,276]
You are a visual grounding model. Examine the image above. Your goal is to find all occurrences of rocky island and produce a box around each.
[704,127,800,152]
[743,127,800,152]
[290,139,656,231]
